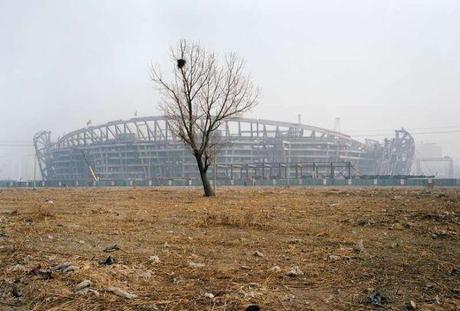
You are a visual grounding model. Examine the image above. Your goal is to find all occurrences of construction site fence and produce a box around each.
[1,178,460,188]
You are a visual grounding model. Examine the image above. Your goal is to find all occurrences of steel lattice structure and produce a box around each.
[33,116,415,181]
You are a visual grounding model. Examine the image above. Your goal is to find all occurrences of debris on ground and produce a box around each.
[63,265,79,273]
[76,288,100,296]
[189,261,205,268]
[29,266,52,279]
[367,291,388,306]
[403,300,417,310]
[49,262,72,272]
[431,229,456,239]
[327,255,342,261]
[286,266,304,277]
[11,286,23,298]
[1,187,459,310]
[287,238,302,244]
[99,256,116,265]
[104,244,121,252]
[148,255,160,264]
[204,292,215,299]
[74,280,92,292]
[140,270,153,279]
[106,287,137,299]
[354,240,365,253]
[254,250,265,258]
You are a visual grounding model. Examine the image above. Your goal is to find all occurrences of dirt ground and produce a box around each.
[0,187,459,310]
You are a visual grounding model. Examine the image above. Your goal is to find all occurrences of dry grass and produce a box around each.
[0,187,459,310]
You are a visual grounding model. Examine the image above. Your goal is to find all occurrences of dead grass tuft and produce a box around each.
[199,210,270,230]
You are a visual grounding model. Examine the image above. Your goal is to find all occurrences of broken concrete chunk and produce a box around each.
[189,261,205,268]
[287,266,304,277]
[354,240,365,253]
[204,292,215,299]
[106,287,137,299]
[74,280,92,292]
[254,251,265,258]
[148,255,160,264]
[327,255,342,261]
[403,300,417,310]
[141,270,153,279]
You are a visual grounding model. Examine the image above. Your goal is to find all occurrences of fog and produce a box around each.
[1,0,459,179]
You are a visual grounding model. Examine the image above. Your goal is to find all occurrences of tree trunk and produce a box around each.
[195,154,215,197]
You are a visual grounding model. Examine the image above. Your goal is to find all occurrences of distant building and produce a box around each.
[415,143,454,178]
[33,116,415,182]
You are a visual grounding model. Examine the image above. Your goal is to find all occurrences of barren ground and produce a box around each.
[0,187,459,310]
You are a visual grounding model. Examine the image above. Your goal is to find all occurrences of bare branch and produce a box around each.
[150,39,258,196]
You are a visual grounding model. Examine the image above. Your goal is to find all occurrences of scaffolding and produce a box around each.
[34,116,415,182]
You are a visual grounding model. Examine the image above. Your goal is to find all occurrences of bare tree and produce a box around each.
[151,40,258,196]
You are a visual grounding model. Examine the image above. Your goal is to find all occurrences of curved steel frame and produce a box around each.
[33,116,414,181]
[53,116,361,148]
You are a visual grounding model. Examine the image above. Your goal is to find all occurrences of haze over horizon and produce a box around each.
[1,0,459,179]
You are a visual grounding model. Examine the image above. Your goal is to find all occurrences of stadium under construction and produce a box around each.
[33,116,415,185]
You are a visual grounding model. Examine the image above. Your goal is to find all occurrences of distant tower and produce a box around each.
[334,117,341,132]
[297,114,302,124]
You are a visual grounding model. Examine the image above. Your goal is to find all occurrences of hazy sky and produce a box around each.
[0,0,459,178]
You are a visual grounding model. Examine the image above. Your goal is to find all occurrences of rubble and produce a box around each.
[74,280,92,292]
[76,288,100,296]
[287,238,302,244]
[403,300,417,310]
[99,256,116,265]
[354,240,365,253]
[189,261,205,268]
[327,255,342,261]
[12,286,23,298]
[286,266,304,277]
[148,255,160,264]
[367,291,388,306]
[254,251,265,258]
[49,262,72,272]
[106,287,137,299]
[204,292,214,299]
[30,266,52,279]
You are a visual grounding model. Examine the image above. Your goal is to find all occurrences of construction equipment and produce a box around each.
[80,150,99,181]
